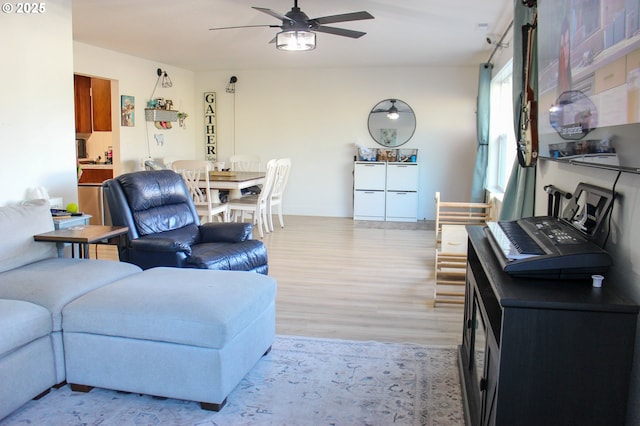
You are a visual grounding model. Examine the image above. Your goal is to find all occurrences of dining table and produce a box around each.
[205,171,265,200]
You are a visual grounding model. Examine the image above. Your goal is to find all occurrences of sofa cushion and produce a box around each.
[0,199,57,274]
[0,258,142,330]
[0,299,51,358]
[63,267,277,349]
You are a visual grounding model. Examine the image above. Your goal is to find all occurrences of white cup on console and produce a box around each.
[592,274,604,288]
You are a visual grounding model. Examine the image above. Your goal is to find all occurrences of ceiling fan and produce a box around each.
[209,0,375,51]
[371,100,406,119]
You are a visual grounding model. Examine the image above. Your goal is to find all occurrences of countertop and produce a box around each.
[79,163,113,170]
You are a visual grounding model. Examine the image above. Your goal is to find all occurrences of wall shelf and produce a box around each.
[144,108,178,122]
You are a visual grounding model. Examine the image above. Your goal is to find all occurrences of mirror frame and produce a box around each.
[367,99,416,147]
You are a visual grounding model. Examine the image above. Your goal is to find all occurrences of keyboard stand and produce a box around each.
[434,225,468,306]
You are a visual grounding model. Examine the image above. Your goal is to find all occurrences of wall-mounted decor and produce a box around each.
[121,95,135,127]
[379,128,397,146]
[368,99,416,147]
[204,92,217,161]
[537,0,640,174]
[177,112,189,129]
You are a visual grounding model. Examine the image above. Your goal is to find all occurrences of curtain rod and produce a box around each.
[487,20,514,64]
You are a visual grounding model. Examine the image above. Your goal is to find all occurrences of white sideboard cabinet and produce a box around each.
[353,161,418,222]
[353,161,386,221]
[385,163,418,222]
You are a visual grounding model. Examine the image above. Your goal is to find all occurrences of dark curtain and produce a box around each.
[471,63,493,203]
[500,0,537,220]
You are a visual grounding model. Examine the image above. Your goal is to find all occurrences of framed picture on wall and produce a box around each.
[121,95,135,127]
[379,128,397,146]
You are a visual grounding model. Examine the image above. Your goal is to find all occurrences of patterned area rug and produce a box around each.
[1,336,463,426]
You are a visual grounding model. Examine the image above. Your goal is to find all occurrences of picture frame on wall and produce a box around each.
[379,128,397,146]
[121,95,135,127]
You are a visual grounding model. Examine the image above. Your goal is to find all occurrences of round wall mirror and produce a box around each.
[367,99,416,147]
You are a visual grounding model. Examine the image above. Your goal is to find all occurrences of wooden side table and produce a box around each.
[34,225,128,259]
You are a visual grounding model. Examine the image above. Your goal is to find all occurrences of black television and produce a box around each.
[537,0,640,174]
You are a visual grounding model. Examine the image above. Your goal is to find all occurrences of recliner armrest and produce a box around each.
[199,222,253,243]
[130,237,193,255]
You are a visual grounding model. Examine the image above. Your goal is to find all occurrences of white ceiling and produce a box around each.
[72,0,513,71]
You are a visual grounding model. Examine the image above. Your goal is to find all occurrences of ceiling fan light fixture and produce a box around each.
[387,106,400,120]
[276,30,316,51]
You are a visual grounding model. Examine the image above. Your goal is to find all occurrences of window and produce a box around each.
[486,59,516,194]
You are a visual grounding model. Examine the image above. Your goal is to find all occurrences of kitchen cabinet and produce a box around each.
[74,74,112,133]
[78,166,113,184]
[353,162,418,222]
[459,226,639,426]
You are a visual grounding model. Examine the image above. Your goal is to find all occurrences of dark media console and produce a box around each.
[459,226,639,426]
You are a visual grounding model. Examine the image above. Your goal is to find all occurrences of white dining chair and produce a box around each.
[226,159,277,238]
[267,158,292,232]
[171,160,228,223]
[229,154,263,199]
[229,154,261,172]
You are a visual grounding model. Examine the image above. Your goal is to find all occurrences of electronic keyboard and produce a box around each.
[484,217,612,279]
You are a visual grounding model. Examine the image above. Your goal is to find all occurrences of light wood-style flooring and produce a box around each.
[94,215,463,346]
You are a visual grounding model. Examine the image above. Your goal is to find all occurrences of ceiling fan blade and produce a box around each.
[313,11,374,25]
[372,109,410,113]
[252,6,293,23]
[315,25,367,39]
[209,24,279,31]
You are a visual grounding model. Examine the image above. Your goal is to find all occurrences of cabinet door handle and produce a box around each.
[479,377,488,391]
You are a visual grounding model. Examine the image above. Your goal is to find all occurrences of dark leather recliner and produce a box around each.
[102,169,268,274]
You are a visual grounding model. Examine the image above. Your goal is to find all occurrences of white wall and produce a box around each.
[536,161,640,424]
[73,42,197,173]
[0,0,76,205]
[196,66,479,219]
[71,47,482,220]
[0,4,481,220]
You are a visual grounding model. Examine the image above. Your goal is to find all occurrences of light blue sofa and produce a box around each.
[0,199,276,419]
[0,199,142,419]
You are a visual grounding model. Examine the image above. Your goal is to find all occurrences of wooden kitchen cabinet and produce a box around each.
[74,75,92,134]
[90,77,112,131]
[78,167,113,184]
[74,74,112,133]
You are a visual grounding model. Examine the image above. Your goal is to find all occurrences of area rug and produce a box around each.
[1,335,464,426]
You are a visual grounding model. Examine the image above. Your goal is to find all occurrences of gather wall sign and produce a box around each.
[204,92,217,161]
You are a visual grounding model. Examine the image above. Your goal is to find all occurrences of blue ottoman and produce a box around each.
[62,267,276,410]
